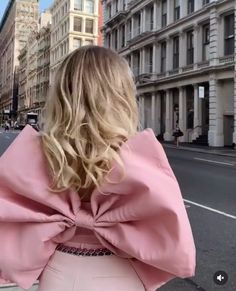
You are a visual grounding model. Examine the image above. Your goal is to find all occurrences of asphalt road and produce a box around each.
[159,148,236,291]
[0,130,236,291]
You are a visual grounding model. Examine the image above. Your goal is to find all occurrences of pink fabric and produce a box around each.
[0,125,196,290]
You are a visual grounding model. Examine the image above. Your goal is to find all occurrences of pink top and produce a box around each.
[0,125,196,291]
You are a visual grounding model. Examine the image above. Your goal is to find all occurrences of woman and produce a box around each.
[0,46,196,291]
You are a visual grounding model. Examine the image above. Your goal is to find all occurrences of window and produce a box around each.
[173,36,179,69]
[148,46,153,73]
[127,19,132,40]
[114,29,118,50]
[162,0,167,27]
[224,14,234,56]
[202,24,210,61]
[203,0,210,5]
[107,4,111,18]
[187,30,194,64]
[85,0,94,14]
[84,39,94,45]
[133,51,140,76]
[161,41,166,72]
[121,24,125,47]
[73,38,81,49]
[188,0,194,14]
[174,0,180,21]
[74,0,82,11]
[115,0,119,12]
[150,6,154,30]
[107,33,111,47]
[85,19,94,33]
[74,17,82,32]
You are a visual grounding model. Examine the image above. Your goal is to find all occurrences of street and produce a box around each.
[0,131,236,291]
[160,148,236,291]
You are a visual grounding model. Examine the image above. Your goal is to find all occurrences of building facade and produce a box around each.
[18,11,51,124]
[102,0,236,147]
[0,0,39,123]
[50,0,101,83]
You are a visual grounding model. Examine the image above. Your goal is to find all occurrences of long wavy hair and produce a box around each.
[40,46,140,198]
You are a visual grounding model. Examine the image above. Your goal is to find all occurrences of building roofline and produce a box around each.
[0,0,15,33]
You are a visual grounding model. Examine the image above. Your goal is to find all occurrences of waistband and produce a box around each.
[56,244,114,257]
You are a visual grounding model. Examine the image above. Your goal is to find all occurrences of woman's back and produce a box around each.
[0,46,196,291]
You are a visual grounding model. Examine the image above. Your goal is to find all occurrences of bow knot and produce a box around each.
[75,209,94,230]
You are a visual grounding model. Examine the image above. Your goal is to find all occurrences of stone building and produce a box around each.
[0,0,39,123]
[18,11,51,124]
[102,0,236,147]
[50,0,101,83]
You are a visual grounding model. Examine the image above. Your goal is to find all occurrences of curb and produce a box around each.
[162,144,236,158]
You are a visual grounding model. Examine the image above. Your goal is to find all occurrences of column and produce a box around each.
[209,7,219,66]
[151,93,156,133]
[179,31,186,69]
[131,16,134,38]
[208,76,224,146]
[192,84,200,140]
[130,53,134,71]
[156,1,162,30]
[166,37,172,73]
[142,8,146,33]
[155,92,161,135]
[167,0,173,25]
[193,24,200,68]
[140,10,144,34]
[233,5,236,147]
[164,90,174,141]
[152,42,157,73]
[180,0,187,18]
[156,43,161,74]
[141,95,145,128]
[153,0,157,30]
[141,48,145,73]
[179,86,187,142]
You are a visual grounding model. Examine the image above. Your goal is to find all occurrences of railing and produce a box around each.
[156,72,166,79]
[182,64,194,72]
[197,60,209,68]
[219,55,234,64]
[169,68,179,75]
[127,0,143,9]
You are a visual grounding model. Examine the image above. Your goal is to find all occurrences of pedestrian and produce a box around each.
[173,125,184,147]
[0,46,196,291]
[4,121,9,132]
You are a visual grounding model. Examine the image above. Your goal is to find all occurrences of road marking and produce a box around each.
[184,199,236,220]
[194,157,235,166]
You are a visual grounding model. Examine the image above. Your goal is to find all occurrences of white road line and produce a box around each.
[194,157,235,166]
[184,199,236,220]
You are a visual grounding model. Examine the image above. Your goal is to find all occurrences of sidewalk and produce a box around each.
[162,142,236,158]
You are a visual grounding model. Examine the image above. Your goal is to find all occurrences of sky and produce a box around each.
[0,0,54,22]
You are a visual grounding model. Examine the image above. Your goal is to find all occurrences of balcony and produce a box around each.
[219,55,234,64]
[197,60,210,68]
[104,10,128,27]
[182,64,194,72]
[127,0,143,9]
[168,68,179,76]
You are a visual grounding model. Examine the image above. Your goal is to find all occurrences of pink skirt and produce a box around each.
[38,250,145,291]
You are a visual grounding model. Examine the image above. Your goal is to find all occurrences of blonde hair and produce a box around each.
[40,46,139,198]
